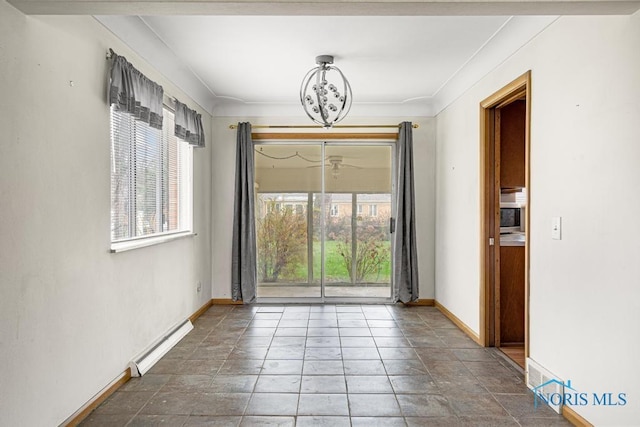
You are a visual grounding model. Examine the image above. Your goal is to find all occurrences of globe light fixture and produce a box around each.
[300,55,352,128]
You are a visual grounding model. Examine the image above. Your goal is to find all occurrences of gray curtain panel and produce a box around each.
[107,49,163,129]
[231,123,257,303]
[393,121,420,303]
[174,100,205,148]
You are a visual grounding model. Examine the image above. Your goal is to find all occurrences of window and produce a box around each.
[330,204,339,217]
[110,106,193,243]
[357,204,363,215]
[370,204,378,217]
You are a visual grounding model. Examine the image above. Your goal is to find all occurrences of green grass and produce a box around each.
[284,240,391,284]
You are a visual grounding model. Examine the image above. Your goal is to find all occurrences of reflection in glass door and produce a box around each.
[255,144,322,298]
[323,145,392,298]
[255,142,393,300]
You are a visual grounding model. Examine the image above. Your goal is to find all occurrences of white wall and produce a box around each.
[435,12,640,424]
[0,3,212,425]
[211,116,436,300]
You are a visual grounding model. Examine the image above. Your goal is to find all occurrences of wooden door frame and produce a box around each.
[479,71,531,357]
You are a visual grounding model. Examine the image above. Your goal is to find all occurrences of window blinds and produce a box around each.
[110,106,192,242]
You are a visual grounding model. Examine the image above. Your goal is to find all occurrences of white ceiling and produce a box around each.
[97,14,560,117]
[143,15,508,103]
[12,0,640,118]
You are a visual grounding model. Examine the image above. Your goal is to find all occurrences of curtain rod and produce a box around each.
[228,124,419,130]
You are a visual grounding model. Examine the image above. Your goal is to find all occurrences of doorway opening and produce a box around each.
[254,142,394,302]
[480,71,531,369]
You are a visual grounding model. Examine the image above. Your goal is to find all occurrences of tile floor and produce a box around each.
[81,304,570,426]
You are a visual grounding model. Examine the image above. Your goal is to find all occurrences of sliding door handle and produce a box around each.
[390,217,396,234]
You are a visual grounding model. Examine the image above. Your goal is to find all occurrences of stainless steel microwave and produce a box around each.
[500,203,522,232]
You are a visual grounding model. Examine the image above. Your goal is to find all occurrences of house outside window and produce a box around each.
[110,106,193,242]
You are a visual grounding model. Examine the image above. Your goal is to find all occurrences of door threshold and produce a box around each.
[498,345,525,370]
[256,297,394,305]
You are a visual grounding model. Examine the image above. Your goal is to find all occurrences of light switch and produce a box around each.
[551,217,562,240]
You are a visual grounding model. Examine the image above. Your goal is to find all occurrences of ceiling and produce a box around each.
[8,0,640,118]
[85,0,638,118]
[134,16,508,104]
[255,145,392,170]
[178,15,510,99]
[98,14,560,117]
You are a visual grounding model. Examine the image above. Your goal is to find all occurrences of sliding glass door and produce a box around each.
[255,144,322,298]
[255,142,393,301]
[322,145,392,298]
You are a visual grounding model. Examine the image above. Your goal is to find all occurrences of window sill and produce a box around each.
[110,231,197,253]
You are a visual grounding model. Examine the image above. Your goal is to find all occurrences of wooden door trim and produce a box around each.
[479,71,531,357]
[479,103,494,347]
[480,74,529,108]
[494,108,502,348]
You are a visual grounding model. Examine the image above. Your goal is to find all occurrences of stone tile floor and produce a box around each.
[81,304,570,426]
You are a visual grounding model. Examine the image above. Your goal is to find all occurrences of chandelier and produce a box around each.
[300,55,352,128]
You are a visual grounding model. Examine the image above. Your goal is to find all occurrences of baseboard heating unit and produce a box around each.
[526,357,565,414]
[130,319,193,376]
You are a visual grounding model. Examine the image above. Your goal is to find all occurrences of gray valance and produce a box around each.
[175,100,205,148]
[107,49,163,130]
